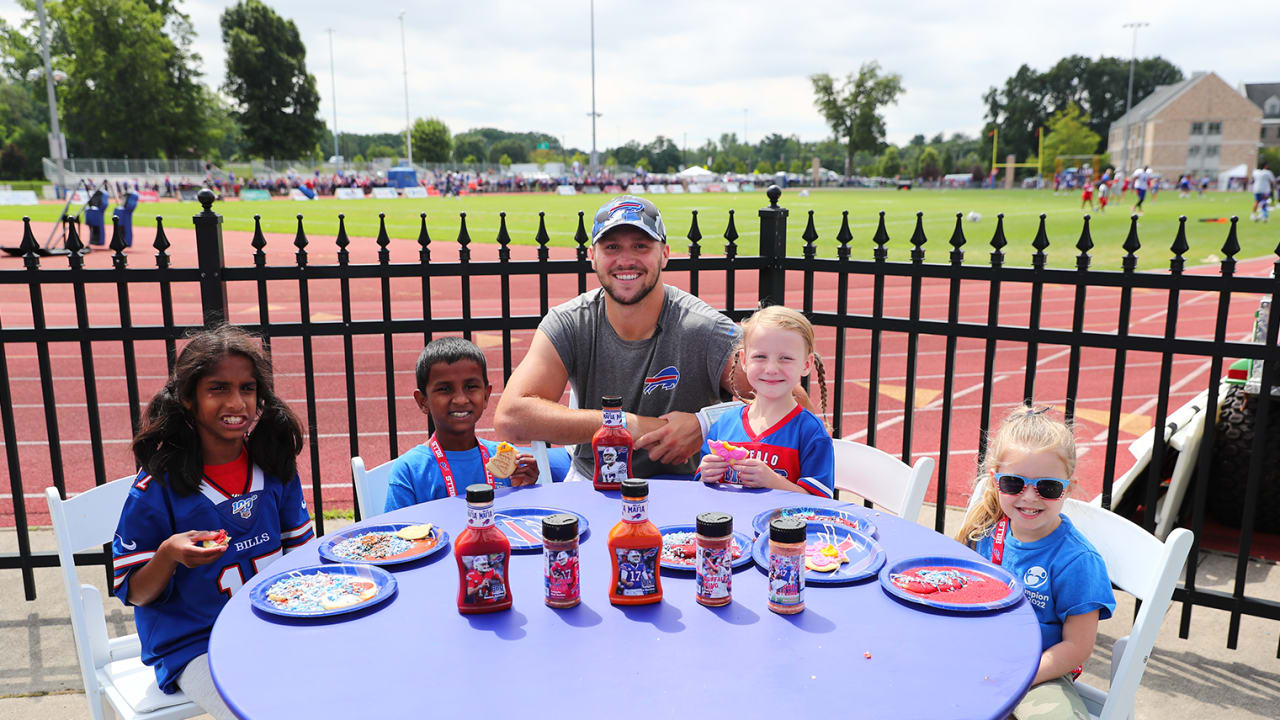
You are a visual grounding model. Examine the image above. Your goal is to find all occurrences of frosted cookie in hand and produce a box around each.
[486,442,519,478]
[201,529,230,549]
[709,440,749,462]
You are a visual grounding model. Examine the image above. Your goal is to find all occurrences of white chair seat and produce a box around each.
[832,439,934,523]
[100,657,193,715]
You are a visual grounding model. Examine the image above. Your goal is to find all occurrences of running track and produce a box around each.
[0,217,1270,528]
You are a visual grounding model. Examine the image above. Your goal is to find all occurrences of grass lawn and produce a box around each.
[1,187,1275,271]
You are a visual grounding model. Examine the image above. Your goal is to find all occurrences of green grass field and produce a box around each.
[2,187,1275,270]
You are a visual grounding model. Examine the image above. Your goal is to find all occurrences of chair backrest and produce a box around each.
[532,387,579,482]
[45,477,136,708]
[832,439,934,523]
[1061,499,1194,720]
[352,456,396,518]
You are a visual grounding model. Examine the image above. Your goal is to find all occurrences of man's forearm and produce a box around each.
[495,396,603,445]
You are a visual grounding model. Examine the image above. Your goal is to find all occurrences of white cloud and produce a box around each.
[1,0,1274,152]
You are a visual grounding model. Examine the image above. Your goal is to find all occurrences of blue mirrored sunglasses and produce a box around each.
[994,472,1070,500]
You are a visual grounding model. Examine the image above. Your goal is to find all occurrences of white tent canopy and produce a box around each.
[1218,163,1248,191]
[676,166,716,182]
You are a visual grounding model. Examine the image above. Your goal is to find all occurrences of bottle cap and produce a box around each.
[542,513,578,542]
[602,395,623,409]
[769,517,806,543]
[465,484,494,504]
[696,512,733,538]
[620,478,648,499]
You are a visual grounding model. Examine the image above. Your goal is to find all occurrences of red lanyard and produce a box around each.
[428,435,494,497]
[991,516,1009,566]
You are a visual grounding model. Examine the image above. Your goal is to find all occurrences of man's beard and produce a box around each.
[599,269,661,306]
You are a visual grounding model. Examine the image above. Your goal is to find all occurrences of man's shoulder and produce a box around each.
[548,289,603,318]
[662,285,735,330]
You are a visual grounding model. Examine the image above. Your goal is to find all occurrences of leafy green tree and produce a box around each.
[710,155,730,174]
[756,160,773,174]
[733,160,747,174]
[410,117,451,162]
[365,144,397,158]
[453,133,486,163]
[0,79,46,177]
[462,155,477,164]
[788,159,803,174]
[1041,103,1101,174]
[489,138,527,164]
[612,140,642,166]
[643,135,681,174]
[221,0,323,158]
[498,153,512,167]
[635,157,650,171]
[879,146,901,176]
[918,147,942,180]
[810,62,904,175]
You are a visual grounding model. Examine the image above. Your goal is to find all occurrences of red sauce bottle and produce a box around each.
[592,395,633,491]
[608,479,662,605]
[455,484,512,614]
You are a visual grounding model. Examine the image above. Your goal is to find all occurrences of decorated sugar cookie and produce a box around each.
[709,440,750,463]
[395,523,434,541]
[804,535,858,572]
[486,442,518,478]
[201,529,230,549]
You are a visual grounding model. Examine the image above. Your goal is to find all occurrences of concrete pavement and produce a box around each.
[2,507,1277,719]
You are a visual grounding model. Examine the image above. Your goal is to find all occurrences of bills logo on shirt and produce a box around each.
[643,365,679,394]
[231,494,258,520]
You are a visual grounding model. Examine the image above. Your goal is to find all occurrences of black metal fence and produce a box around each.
[3,186,1278,654]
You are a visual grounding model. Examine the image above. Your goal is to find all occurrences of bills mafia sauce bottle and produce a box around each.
[592,395,633,491]
[608,479,663,605]
[455,484,512,614]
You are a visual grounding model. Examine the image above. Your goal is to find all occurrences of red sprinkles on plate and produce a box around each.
[660,531,743,567]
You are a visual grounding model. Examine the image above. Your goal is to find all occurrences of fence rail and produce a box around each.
[3,186,1279,654]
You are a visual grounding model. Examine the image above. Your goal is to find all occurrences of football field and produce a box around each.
[1,186,1275,271]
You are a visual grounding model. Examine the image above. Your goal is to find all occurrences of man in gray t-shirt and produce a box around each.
[495,195,742,479]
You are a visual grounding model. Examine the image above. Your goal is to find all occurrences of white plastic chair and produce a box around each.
[1061,498,1194,720]
[44,478,201,720]
[532,388,578,482]
[832,439,934,524]
[352,456,395,518]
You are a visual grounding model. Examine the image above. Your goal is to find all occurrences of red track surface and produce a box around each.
[0,218,1272,527]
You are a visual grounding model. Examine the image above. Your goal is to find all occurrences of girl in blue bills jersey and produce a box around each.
[112,325,313,718]
[697,305,834,497]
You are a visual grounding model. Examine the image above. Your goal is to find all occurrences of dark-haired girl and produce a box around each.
[111,325,313,718]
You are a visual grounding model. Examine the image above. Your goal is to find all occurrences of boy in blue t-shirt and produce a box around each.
[384,337,568,511]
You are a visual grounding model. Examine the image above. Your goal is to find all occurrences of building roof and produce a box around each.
[1112,74,1203,129]
[1243,83,1280,118]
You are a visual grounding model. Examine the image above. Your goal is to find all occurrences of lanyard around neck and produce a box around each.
[428,435,493,497]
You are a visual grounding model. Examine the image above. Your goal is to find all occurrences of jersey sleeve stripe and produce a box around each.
[281,522,314,540]
[795,476,834,499]
[112,550,156,569]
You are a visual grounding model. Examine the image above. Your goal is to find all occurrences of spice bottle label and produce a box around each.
[768,552,805,606]
[545,547,580,603]
[461,553,507,604]
[596,445,630,485]
[696,545,732,600]
[614,547,659,596]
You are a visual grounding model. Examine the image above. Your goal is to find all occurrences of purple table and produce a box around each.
[210,481,1040,719]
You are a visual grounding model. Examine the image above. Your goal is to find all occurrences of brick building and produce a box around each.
[1107,71,1261,181]
[1241,82,1280,149]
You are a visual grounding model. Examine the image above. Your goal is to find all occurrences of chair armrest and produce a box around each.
[108,634,142,662]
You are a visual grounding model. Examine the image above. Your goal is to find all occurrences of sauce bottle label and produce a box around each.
[467,505,495,528]
[545,547,580,603]
[620,498,648,523]
[461,552,507,604]
[614,547,659,597]
[768,553,805,606]
[596,445,630,484]
[696,545,732,600]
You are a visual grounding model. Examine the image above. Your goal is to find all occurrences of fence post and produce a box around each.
[193,188,228,325]
[758,185,788,306]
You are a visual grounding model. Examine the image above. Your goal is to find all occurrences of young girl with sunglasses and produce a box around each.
[697,305,834,497]
[955,405,1115,720]
[111,325,314,719]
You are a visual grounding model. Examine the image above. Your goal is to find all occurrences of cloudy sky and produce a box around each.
[1,0,1275,153]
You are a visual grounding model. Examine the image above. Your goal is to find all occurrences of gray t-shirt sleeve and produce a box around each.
[538,295,584,381]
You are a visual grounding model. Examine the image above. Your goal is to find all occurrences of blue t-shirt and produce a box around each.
[384,439,571,512]
[112,467,314,693]
[698,404,834,498]
[975,515,1116,650]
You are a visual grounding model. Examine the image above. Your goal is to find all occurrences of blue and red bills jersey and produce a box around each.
[112,466,313,693]
[700,404,834,498]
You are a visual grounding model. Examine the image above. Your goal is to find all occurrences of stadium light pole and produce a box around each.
[327,28,339,163]
[35,0,65,196]
[1120,21,1148,175]
[398,11,413,165]
[587,0,601,170]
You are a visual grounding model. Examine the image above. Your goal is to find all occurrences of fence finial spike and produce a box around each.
[574,211,589,261]
[293,214,308,251]
[989,213,1007,252]
[417,212,431,250]
[1122,214,1141,257]
[19,216,40,268]
[250,215,267,252]
[872,210,889,258]
[497,211,512,248]
[1171,216,1189,259]
[457,212,471,247]
[836,210,853,253]
[109,214,126,256]
[1221,216,1240,259]
[948,213,967,260]
[64,217,83,256]
[153,216,171,257]
[724,209,739,253]
[336,213,351,253]
[375,213,390,253]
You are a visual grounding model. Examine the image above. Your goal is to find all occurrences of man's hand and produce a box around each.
[509,452,539,487]
[634,411,704,466]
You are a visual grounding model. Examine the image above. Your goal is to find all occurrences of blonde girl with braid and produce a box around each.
[697,306,835,497]
[955,405,1115,720]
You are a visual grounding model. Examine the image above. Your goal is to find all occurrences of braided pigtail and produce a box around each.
[812,352,829,424]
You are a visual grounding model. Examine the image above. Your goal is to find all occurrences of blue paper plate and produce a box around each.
[750,505,879,539]
[879,555,1024,613]
[493,507,590,552]
[250,563,397,618]
[751,521,885,585]
[657,524,755,572]
[317,523,450,566]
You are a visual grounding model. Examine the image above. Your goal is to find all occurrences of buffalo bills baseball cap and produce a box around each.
[591,195,666,244]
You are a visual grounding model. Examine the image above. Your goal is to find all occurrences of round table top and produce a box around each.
[210,480,1040,720]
